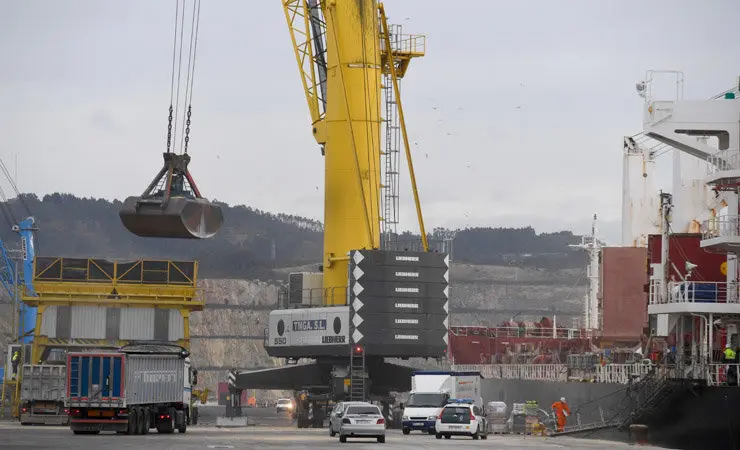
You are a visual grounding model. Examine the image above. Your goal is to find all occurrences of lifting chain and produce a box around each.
[166,105,174,153]
[183,105,192,154]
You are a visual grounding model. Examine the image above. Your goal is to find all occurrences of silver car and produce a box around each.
[338,404,386,443]
[329,401,371,437]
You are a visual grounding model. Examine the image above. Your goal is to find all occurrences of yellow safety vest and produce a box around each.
[11,352,19,362]
[725,348,736,360]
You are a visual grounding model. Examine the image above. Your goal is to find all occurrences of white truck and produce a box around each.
[20,364,69,425]
[401,370,483,435]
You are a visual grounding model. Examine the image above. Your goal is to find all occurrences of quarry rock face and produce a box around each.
[188,267,585,397]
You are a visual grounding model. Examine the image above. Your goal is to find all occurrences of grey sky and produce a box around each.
[1,0,739,245]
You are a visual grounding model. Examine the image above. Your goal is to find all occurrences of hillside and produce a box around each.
[0,194,586,278]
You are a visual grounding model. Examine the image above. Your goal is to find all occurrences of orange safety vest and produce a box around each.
[551,401,570,417]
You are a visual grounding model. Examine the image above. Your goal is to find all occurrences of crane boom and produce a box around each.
[284,0,382,304]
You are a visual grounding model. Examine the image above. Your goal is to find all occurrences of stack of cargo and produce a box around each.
[485,401,508,434]
[524,400,540,434]
[510,403,527,434]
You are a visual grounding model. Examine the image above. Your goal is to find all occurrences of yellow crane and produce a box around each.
[283,0,429,305]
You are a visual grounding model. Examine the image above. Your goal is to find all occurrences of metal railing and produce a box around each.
[277,286,349,309]
[454,364,568,382]
[380,32,426,56]
[706,151,740,173]
[706,363,740,386]
[648,279,738,304]
[451,362,740,386]
[702,214,740,240]
[450,326,588,340]
[595,363,653,384]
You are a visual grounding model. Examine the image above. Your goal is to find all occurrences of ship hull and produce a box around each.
[481,378,740,450]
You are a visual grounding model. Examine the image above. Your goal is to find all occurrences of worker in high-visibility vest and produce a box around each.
[11,350,19,380]
[725,344,737,386]
[551,397,571,432]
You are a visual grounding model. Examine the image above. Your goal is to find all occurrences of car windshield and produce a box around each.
[407,393,447,408]
[346,405,380,415]
[278,399,291,404]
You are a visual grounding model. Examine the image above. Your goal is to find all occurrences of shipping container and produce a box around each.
[19,364,69,425]
[65,345,195,436]
[600,247,648,341]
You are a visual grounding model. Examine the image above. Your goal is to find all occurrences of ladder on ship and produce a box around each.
[349,344,366,401]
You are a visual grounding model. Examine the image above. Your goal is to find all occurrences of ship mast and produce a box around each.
[570,214,604,333]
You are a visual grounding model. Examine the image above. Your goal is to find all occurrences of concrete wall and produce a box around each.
[481,379,629,425]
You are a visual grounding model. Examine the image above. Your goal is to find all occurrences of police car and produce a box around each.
[434,399,488,440]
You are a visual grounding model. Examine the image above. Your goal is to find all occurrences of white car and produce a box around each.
[329,401,371,437]
[337,403,386,443]
[434,401,488,440]
[276,398,293,414]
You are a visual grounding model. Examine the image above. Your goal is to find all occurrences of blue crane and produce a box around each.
[0,216,37,344]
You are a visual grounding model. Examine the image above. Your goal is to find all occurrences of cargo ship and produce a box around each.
[450,73,740,450]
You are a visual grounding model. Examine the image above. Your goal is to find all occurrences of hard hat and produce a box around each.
[560,397,566,403]
[727,343,732,348]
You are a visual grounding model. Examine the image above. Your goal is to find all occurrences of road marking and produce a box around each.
[207,446,235,449]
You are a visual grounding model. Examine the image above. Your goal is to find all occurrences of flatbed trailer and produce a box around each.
[65,345,197,435]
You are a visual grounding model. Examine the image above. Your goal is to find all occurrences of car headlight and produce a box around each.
[428,416,437,421]
[402,416,409,421]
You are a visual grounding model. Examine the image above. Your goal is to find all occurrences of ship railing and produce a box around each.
[702,214,740,240]
[705,363,740,387]
[594,363,653,384]
[452,364,568,382]
[450,326,587,339]
[706,151,740,173]
[649,279,739,304]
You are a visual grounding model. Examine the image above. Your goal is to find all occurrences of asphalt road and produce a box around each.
[0,406,671,450]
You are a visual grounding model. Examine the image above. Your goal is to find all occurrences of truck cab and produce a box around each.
[402,370,483,435]
[401,392,450,434]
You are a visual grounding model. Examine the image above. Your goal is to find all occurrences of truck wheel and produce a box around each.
[142,408,150,435]
[339,435,347,443]
[127,409,138,435]
[136,408,146,435]
[435,433,442,439]
[377,436,385,443]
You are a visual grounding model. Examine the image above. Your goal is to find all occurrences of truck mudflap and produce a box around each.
[70,419,128,434]
[20,413,70,426]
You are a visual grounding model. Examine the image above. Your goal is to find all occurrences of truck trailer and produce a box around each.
[65,345,197,435]
[20,364,69,425]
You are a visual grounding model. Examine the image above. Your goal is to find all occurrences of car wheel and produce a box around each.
[402,428,410,435]
[435,433,442,439]
[377,436,385,443]
[330,427,336,437]
[444,434,451,439]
